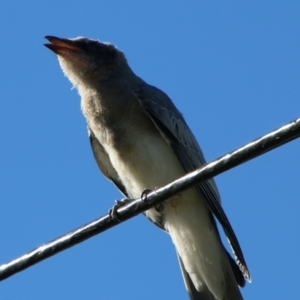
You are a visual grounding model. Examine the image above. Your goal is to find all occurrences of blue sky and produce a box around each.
[0,1,299,299]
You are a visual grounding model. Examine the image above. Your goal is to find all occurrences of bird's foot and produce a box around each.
[141,188,152,201]
[109,198,131,222]
[141,188,164,212]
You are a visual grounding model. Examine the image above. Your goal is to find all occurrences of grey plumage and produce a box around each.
[45,36,250,299]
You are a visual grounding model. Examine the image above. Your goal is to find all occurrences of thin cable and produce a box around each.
[0,117,299,281]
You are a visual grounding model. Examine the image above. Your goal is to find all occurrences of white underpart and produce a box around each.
[92,123,228,299]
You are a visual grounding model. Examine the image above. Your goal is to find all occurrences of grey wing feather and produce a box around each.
[88,126,128,197]
[135,84,250,283]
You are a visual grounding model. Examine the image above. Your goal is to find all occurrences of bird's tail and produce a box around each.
[176,249,244,300]
[177,252,215,300]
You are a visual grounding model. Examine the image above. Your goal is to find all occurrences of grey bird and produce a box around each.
[44,36,250,300]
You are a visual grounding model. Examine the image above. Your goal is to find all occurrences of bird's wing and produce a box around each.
[88,127,128,197]
[135,84,250,282]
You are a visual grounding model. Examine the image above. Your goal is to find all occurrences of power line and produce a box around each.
[0,117,299,281]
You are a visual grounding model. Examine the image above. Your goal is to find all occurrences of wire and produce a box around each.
[0,117,299,281]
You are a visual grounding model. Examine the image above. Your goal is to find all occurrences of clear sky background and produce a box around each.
[0,2,299,299]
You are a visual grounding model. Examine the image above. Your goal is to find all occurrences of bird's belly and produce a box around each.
[103,128,227,297]
[105,130,186,198]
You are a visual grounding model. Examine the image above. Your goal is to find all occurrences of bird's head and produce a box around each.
[44,36,128,88]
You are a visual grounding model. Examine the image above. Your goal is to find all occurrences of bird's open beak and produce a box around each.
[44,36,84,55]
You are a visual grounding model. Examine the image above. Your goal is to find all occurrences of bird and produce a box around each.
[44,36,250,300]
